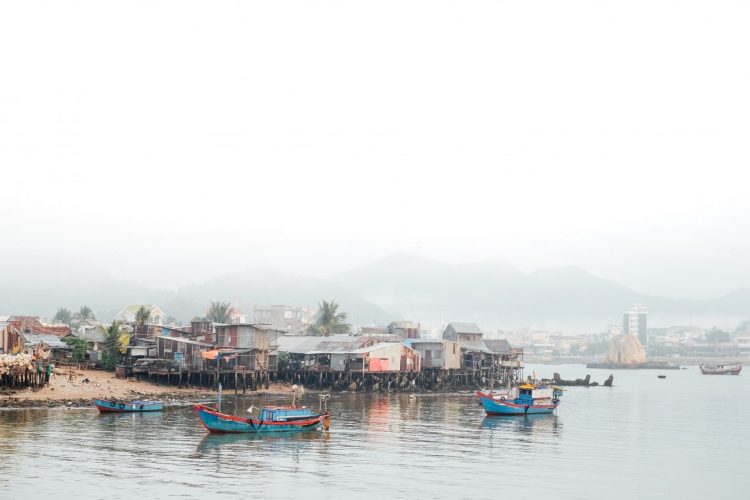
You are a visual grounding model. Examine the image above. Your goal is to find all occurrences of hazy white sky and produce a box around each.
[1,1,748,298]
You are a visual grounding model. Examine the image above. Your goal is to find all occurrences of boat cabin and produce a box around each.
[515,384,563,404]
[258,406,317,422]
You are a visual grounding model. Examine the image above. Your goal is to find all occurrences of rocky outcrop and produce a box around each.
[606,334,646,365]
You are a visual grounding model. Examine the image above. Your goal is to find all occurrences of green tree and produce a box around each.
[309,300,351,336]
[207,301,231,323]
[73,305,96,327]
[135,305,151,336]
[53,307,73,326]
[102,322,122,371]
[64,336,88,363]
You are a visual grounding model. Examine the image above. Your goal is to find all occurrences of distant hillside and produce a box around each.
[0,256,171,319]
[331,253,750,331]
[2,254,748,332]
[0,256,392,325]
[175,269,392,325]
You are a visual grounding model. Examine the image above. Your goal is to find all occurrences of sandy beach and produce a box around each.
[1,365,294,408]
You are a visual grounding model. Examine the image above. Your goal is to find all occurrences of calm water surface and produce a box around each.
[1,364,749,499]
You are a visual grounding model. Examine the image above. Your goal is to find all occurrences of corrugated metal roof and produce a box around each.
[22,332,69,349]
[215,323,280,331]
[72,328,106,343]
[158,336,213,347]
[446,322,483,335]
[484,339,512,354]
[348,342,403,355]
[276,335,371,354]
[457,339,491,353]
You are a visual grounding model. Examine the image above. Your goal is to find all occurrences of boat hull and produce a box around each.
[480,396,557,416]
[195,404,330,434]
[700,365,742,375]
[94,399,164,413]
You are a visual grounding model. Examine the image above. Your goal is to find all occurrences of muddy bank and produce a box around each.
[0,391,218,409]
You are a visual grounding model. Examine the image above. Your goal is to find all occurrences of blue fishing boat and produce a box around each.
[480,384,563,416]
[94,398,164,413]
[195,403,331,434]
[195,391,331,434]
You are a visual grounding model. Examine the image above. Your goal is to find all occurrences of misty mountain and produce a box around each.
[331,253,750,330]
[0,256,170,320]
[0,256,391,325]
[3,254,749,332]
[174,270,392,325]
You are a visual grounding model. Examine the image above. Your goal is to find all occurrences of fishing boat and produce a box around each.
[195,394,332,434]
[480,384,563,416]
[699,364,742,375]
[94,398,164,413]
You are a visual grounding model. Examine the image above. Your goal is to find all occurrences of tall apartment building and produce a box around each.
[623,305,648,346]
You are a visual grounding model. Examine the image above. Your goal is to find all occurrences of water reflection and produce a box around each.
[195,430,330,455]
[481,414,561,434]
[8,379,741,500]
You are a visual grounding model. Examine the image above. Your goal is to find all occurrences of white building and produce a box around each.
[114,304,166,325]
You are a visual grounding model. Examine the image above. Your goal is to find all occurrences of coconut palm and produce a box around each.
[134,305,151,336]
[135,306,151,327]
[207,301,232,323]
[53,307,73,326]
[73,305,96,327]
[310,300,351,336]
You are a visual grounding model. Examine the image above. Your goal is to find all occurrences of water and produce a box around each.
[1,364,749,499]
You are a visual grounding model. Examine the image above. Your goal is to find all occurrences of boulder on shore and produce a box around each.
[606,334,646,365]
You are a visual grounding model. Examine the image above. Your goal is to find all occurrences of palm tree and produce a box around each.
[135,305,151,336]
[207,301,231,323]
[310,300,351,336]
[53,307,73,326]
[73,305,96,327]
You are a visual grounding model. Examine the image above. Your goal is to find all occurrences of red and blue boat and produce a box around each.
[480,384,563,416]
[195,402,331,434]
[94,398,164,413]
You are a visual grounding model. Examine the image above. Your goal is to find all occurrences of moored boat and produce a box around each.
[195,394,332,434]
[480,384,563,416]
[94,398,164,413]
[699,364,742,375]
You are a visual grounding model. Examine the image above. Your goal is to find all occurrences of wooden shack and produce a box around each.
[348,343,420,373]
[408,339,461,370]
[156,336,213,372]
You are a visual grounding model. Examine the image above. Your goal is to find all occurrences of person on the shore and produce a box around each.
[45,363,54,383]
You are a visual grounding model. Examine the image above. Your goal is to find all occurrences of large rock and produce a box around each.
[606,334,646,365]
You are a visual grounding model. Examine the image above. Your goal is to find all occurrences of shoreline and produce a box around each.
[0,366,297,410]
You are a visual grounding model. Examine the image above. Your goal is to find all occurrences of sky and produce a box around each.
[1,1,749,299]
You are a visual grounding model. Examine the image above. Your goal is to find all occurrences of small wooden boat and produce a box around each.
[480,384,563,416]
[94,398,164,413]
[699,364,742,375]
[195,393,332,434]
[658,375,667,379]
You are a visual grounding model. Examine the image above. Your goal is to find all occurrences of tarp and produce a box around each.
[369,358,389,372]
[201,348,252,360]
[201,349,220,360]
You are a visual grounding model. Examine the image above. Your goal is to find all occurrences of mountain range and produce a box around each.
[331,252,750,331]
[1,253,748,331]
